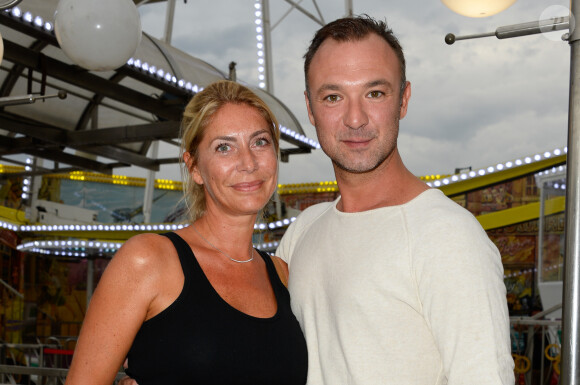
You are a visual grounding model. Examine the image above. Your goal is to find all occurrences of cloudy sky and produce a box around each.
[137,0,570,185]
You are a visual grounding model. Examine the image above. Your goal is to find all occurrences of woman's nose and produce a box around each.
[237,148,258,172]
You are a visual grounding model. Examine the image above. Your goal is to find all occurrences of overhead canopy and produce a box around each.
[0,0,316,178]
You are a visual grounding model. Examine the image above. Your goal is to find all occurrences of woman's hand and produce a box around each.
[118,377,139,385]
[118,359,139,385]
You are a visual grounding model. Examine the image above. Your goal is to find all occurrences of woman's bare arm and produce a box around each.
[65,234,169,385]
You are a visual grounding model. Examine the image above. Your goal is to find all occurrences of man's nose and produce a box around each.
[343,98,368,130]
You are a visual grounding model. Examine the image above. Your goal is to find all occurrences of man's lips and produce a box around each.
[342,138,373,148]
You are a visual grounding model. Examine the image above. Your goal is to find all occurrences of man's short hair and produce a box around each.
[303,14,407,102]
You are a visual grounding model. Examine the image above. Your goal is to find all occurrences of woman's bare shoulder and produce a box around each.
[111,233,175,271]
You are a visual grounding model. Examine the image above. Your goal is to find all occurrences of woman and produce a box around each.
[65,80,308,384]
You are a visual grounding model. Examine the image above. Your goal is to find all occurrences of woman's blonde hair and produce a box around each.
[180,80,280,222]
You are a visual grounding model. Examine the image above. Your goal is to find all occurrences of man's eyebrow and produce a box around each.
[316,79,395,94]
[366,79,394,89]
[316,83,341,93]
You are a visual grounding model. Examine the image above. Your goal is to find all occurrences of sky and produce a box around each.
[136,0,571,185]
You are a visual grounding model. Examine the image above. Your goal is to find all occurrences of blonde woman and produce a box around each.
[65,81,307,385]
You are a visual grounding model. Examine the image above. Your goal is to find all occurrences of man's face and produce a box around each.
[305,33,411,174]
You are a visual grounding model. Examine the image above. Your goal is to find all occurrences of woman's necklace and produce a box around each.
[191,223,254,263]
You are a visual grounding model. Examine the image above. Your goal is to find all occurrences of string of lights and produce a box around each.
[254,0,266,89]
[426,147,567,188]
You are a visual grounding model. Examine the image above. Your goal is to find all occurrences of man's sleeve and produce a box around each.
[275,202,330,265]
[276,219,298,264]
[415,214,515,384]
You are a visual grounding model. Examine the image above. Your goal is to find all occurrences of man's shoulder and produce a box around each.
[276,201,335,262]
[406,189,484,233]
[292,200,335,225]
[412,189,474,217]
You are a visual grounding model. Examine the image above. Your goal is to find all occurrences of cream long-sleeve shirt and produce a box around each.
[277,189,514,385]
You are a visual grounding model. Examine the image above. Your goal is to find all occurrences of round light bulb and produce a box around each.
[441,0,517,18]
[54,0,142,71]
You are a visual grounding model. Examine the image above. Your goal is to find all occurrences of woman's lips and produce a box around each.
[232,180,263,192]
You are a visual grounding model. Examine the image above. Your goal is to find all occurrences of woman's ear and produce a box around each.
[184,151,203,185]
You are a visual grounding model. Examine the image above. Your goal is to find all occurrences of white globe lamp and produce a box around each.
[54,0,142,71]
[441,0,517,18]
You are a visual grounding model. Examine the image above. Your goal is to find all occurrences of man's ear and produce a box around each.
[305,91,316,126]
[399,81,411,119]
[184,151,203,185]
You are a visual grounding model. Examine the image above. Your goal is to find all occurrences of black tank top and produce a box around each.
[125,232,308,384]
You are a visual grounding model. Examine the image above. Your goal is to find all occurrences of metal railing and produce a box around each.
[0,364,126,384]
[511,304,563,385]
[0,340,125,385]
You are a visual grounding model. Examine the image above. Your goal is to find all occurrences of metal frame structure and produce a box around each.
[0,1,316,181]
[257,0,352,92]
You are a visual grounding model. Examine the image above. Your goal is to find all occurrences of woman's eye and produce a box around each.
[216,143,230,152]
[254,137,270,147]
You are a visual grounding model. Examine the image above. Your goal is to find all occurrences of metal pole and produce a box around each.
[345,0,353,17]
[262,0,274,93]
[86,258,94,305]
[538,182,546,284]
[163,0,176,44]
[143,141,159,224]
[282,0,324,26]
[495,16,569,39]
[561,0,580,383]
[445,17,569,45]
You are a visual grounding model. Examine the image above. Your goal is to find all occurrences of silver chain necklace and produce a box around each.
[191,223,254,263]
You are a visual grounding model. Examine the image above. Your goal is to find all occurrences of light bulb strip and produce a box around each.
[20,158,33,201]
[254,0,266,89]
[425,147,567,188]
[126,57,204,95]
[503,262,564,280]
[13,216,297,234]
[280,126,320,149]
[6,6,55,33]
[0,220,20,232]
[16,237,280,258]
[49,171,183,190]
[504,267,537,279]
[535,165,567,190]
[19,223,187,233]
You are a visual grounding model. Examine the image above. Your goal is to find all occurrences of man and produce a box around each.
[276,15,514,384]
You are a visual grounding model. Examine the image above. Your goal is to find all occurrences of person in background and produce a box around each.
[276,15,514,384]
[65,80,307,385]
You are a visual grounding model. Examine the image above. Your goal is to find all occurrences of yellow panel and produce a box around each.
[0,206,27,224]
[476,196,566,230]
[439,155,566,197]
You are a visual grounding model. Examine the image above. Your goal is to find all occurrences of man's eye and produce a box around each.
[368,91,384,98]
[324,95,340,103]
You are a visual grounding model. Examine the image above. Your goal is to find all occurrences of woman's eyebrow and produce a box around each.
[249,129,270,139]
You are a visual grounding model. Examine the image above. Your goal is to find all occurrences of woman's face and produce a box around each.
[186,103,278,218]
